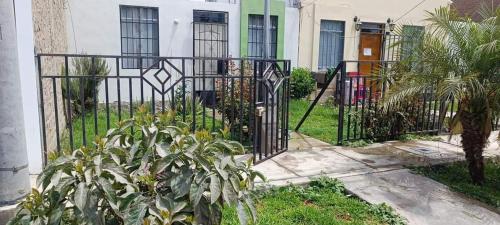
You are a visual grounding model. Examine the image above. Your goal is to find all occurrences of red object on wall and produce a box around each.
[347,72,365,104]
[347,72,360,77]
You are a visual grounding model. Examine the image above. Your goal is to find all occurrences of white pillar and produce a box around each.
[0,0,32,206]
[15,0,43,174]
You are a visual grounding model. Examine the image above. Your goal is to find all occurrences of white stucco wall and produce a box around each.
[67,0,241,57]
[15,0,43,174]
[284,7,299,68]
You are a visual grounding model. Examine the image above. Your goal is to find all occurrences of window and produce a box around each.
[193,10,228,61]
[194,10,227,24]
[318,20,344,70]
[360,23,385,34]
[193,10,228,91]
[120,6,159,69]
[401,25,424,61]
[247,15,278,58]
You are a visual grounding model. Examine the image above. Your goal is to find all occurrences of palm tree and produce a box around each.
[383,6,499,185]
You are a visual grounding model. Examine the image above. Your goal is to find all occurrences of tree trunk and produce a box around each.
[460,111,488,185]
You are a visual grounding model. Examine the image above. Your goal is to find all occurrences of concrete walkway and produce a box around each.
[254,132,500,225]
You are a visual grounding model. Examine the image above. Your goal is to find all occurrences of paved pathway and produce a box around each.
[253,132,500,225]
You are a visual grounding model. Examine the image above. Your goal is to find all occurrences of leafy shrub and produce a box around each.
[215,60,253,143]
[308,176,345,194]
[343,140,373,148]
[62,56,110,117]
[290,68,315,99]
[351,101,421,142]
[270,177,346,203]
[369,203,407,225]
[8,107,264,225]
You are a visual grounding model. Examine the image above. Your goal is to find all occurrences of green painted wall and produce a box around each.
[240,0,285,59]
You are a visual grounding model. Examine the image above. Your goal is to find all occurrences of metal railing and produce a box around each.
[37,54,291,164]
[295,60,499,145]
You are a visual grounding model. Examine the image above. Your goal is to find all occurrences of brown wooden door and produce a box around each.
[358,33,382,75]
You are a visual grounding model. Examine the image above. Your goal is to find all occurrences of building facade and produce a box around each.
[65,0,300,66]
[13,0,456,174]
[297,0,451,72]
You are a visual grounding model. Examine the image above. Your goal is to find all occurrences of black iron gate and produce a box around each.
[36,54,290,165]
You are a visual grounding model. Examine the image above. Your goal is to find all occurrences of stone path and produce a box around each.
[253,132,500,225]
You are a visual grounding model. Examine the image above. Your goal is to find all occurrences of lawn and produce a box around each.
[222,177,406,225]
[288,99,340,145]
[62,99,342,150]
[411,159,500,208]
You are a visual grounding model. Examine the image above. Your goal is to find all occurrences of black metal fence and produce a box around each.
[296,60,499,144]
[37,54,290,164]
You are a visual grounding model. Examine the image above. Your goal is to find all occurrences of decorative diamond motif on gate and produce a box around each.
[141,58,183,95]
[262,63,285,95]
[153,66,172,85]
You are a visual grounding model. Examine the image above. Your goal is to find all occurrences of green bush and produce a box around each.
[290,68,316,99]
[8,107,263,225]
[62,56,110,117]
[215,60,253,144]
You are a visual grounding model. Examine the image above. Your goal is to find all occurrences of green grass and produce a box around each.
[289,99,340,145]
[61,99,343,150]
[411,159,500,208]
[222,177,406,225]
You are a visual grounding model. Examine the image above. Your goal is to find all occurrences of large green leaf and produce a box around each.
[171,167,193,198]
[190,176,207,206]
[152,154,178,174]
[209,174,221,204]
[156,195,173,212]
[119,192,142,211]
[74,183,89,213]
[102,163,131,185]
[47,204,64,225]
[222,181,237,206]
[124,201,149,225]
[97,177,119,212]
[236,200,249,225]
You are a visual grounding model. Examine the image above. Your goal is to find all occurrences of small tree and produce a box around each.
[383,6,499,184]
[62,56,110,118]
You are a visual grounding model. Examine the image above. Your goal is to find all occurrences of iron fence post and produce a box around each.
[337,61,347,145]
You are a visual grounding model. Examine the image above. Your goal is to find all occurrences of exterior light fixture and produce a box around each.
[387,18,396,32]
[354,16,362,31]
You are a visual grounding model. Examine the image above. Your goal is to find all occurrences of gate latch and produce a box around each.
[256,106,266,117]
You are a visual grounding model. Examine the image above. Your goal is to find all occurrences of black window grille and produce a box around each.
[193,10,228,74]
[247,15,278,58]
[193,10,229,105]
[120,5,159,69]
[194,10,227,24]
